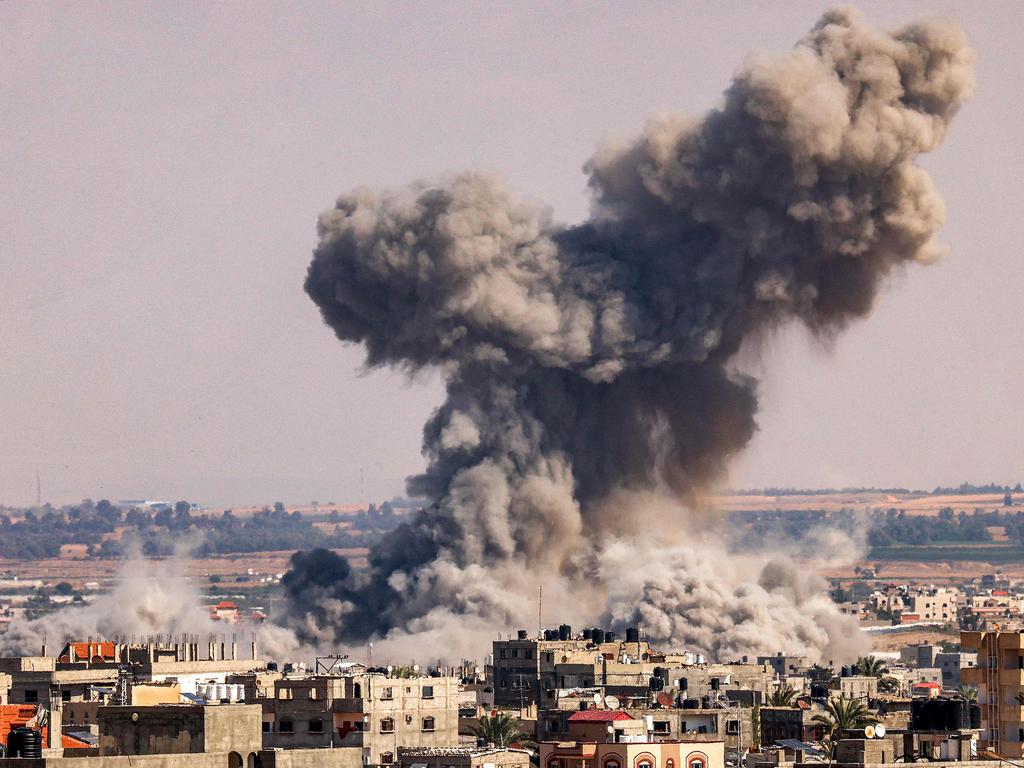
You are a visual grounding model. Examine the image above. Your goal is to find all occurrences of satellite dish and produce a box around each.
[875,725,886,738]
[864,725,876,739]
[593,693,603,706]
[605,695,620,710]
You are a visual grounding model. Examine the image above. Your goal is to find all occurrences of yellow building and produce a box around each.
[961,630,1024,757]
[541,740,723,768]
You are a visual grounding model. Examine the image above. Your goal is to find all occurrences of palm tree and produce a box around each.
[877,676,900,695]
[808,664,836,684]
[767,683,798,707]
[474,712,529,747]
[855,656,889,678]
[812,695,879,759]
[961,685,978,701]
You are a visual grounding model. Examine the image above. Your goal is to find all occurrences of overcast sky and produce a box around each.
[2,1,1022,508]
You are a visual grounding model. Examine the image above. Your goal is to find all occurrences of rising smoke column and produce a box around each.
[288,9,973,660]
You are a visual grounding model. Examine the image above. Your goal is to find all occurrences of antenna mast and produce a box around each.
[537,585,542,639]
[36,471,41,507]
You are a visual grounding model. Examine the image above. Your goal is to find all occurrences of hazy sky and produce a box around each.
[2,1,1022,508]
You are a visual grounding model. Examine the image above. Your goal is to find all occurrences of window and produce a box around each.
[500,649,507,659]
[604,761,620,768]
[422,685,434,699]
[548,760,561,768]
[634,752,656,768]
[279,719,294,734]
[726,720,740,735]
[653,721,670,734]
[526,650,534,659]
[512,649,519,658]
[500,680,508,689]
[24,690,38,703]
[308,689,318,700]
[262,722,271,733]
[422,717,436,732]
[548,718,560,733]
[309,718,324,734]
[353,683,361,698]
[666,761,674,768]
[382,687,393,700]
[62,690,71,702]
[380,717,395,733]
[688,753,708,768]
[381,753,394,766]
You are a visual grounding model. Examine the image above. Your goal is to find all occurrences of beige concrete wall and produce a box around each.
[258,747,362,768]
[202,705,262,755]
[131,684,181,706]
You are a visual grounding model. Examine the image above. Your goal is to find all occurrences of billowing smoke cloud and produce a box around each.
[287,9,973,662]
[0,552,218,655]
[0,549,306,661]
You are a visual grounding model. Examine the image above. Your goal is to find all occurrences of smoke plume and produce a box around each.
[288,9,973,662]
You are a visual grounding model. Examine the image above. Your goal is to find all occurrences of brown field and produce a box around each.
[0,548,370,584]
[869,626,960,653]
[715,491,1014,516]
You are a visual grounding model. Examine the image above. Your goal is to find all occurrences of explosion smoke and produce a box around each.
[287,9,973,661]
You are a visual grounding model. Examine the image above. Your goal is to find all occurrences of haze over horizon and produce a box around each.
[3,1,1023,508]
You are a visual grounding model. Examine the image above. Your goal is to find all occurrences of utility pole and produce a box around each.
[36,471,41,507]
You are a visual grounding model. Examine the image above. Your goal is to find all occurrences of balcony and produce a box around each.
[335,731,364,747]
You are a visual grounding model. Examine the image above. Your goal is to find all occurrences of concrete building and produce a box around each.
[936,653,976,688]
[541,739,723,768]
[98,704,262,757]
[260,673,460,765]
[398,747,531,768]
[961,629,1024,756]
[910,589,960,623]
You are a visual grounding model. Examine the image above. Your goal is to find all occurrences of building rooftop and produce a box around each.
[568,710,635,722]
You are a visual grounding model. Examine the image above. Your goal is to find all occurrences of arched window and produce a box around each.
[381,753,394,765]
[228,753,243,768]
[422,716,436,732]
[380,717,395,733]
[688,752,709,768]
[548,759,561,768]
[603,760,620,768]
[666,760,675,768]
[353,682,362,698]
[634,752,657,768]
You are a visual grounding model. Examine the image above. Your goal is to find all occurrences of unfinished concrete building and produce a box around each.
[261,673,460,765]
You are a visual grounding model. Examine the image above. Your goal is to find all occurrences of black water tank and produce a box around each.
[841,665,851,678]
[544,629,559,641]
[558,624,572,641]
[711,677,720,691]
[517,629,528,640]
[582,629,593,641]
[266,661,279,672]
[970,702,981,729]
[810,683,829,698]
[9,728,42,759]
[679,677,688,691]
[592,627,603,642]
[682,697,700,709]
[626,627,640,643]
[604,632,615,643]
[650,676,664,691]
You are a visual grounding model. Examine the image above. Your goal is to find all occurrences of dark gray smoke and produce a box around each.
[287,9,973,661]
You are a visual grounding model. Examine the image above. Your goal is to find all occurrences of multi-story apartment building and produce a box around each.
[961,630,1024,756]
[910,588,960,623]
[493,629,771,709]
[261,673,459,766]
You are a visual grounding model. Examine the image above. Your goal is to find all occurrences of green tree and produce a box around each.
[767,682,798,707]
[855,656,888,678]
[959,685,977,701]
[808,664,835,684]
[474,712,529,747]
[812,696,878,759]
[53,582,74,596]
